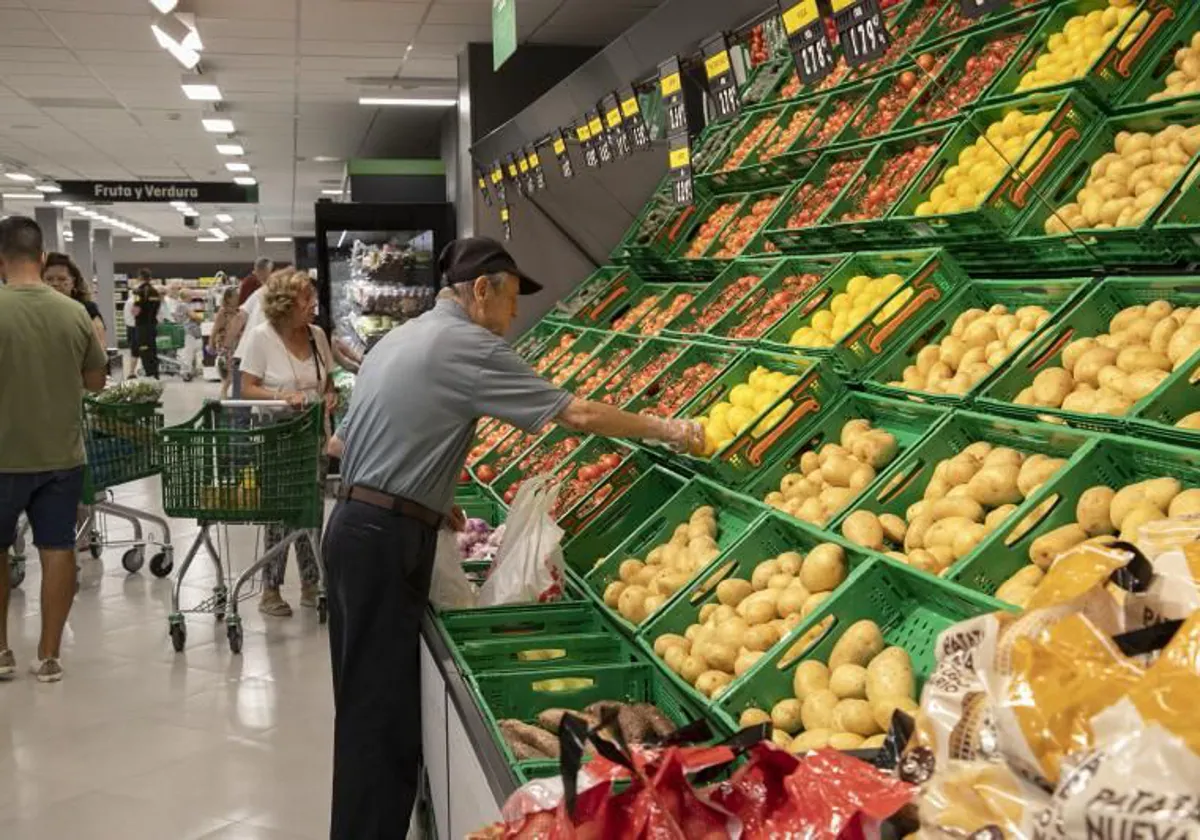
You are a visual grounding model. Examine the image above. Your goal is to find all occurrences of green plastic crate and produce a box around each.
[673,353,843,489]
[836,410,1095,576]
[886,89,1102,244]
[708,254,850,344]
[639,512,873,712]
[624,283,711,337]
[692,120,744,175]
[1113,0,1200,111]
[438,602,605,645]
[620,343,741,419]
[977,277,1200,432]
[769,81,877,181]
[608,283,685,334]
[527,326,589,376]
[949,433,1200,598]
[1011,99,1200,266]
[984,0,1182,107]
[471,661,715,774]
[743,392,951,529]
[541,329,621,388]
[586,337,690,409]
[698,107,789,193]
[760,149,874,253]
[561,465,688,567]
[512,321,565,361]
[489,427,594,507]
[914,0,1051,51]
[612,192,713,274]
[740,59,794,110]
[557,267,648,328]
[1129,352,1200,447]
[860,276,1096,407]
[450,631,640,677]
[659,257,781,342]
[713,558,1007,733]
[760,248,967,376]
[574,478,769,635]
[470,425,547,485]
[551,440,653,524]
[669,188,788,277]
[560,333,644,397]
[835,62,932,146]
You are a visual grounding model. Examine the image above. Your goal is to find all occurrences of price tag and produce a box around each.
[659,56,689,136]
[499,203,512,240]
[601,93,630,158]
[517,151,536,194]
[505,153,527,197]
[527,144,545,191]
[586,110,612,164]
[668,134,693,206]
[490,160,507,203]
[781,0,836,85]
[959,0,1009,18]
[702,34,740,121]
[552,129,574,179]
[576,118,599,169]
[475,165,492,207]
[619,85,651,151]
[832,0,890,68]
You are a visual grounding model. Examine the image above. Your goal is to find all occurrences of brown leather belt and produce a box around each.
[339,485,445,529]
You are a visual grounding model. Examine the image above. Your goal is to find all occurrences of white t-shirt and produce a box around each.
[123,292,136,325]
[238,321,333,402]
[234,287,266,360]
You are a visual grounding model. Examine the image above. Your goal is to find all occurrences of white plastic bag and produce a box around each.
[429,529,477,610]
[478,475,565,606]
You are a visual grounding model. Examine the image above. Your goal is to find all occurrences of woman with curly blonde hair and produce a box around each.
[239,268,335,616]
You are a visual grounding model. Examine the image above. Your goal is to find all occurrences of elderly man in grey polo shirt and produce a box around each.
[322,237,701,839]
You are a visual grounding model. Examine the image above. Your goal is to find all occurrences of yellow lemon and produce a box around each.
[709,401,732,426]
[753,400,792,437]
[810,309,835,334]
[727,406,755,435]
[729,383,755,409]
[707,414,732,441]
[752,389,776,414]
[915,201,936,216]
[845,274,869,297]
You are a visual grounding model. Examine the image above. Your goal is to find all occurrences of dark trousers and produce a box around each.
[322,499,437,840]
[135,324,159,379]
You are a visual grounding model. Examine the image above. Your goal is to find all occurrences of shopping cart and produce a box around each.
[156,322,193,381]
[159,400,326,653]
[7,398,174,588]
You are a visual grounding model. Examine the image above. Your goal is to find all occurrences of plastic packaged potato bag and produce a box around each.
[913,759,1047,840]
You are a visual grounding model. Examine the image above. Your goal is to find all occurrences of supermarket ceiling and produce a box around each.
[0,0,664,241]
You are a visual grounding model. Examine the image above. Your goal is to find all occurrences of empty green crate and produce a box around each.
[949,433,1200,599]
[977,277,1200,432]
[740,59,795,110]
[708,254,851,344]
[639,512,873,712]
[713,558,1007,733]
[743,392,951,527]
[1129,353,1200,447]
[860,277,1096,407]
[438,602,606,645]
[451,632,640,677]
[561,466,688,568]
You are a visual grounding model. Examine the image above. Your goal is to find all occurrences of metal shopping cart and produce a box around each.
[159,400,326,654]
[7,397,174,588]
[156,322,193,381]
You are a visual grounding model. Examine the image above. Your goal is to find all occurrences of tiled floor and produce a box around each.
[1,380,336,839]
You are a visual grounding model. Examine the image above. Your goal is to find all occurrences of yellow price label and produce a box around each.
[620,96,639,118]
[669,146,691,169]
[477,176,486,188]
[705,50,732,80]
[506,162,518,177]
[605,108,622,129]
[660,72,682,97]
[782,0,820,34]
[500,207,510,222]
[490,168,503,184]
[518,157,529,173]
[552,137,566,155]
[576,123,591,142]
[587,116,603,136]
[831,0,856,12]
[529,152,540,167]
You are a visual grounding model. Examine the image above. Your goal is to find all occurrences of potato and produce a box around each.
[777,551,804,576]
[716,578,753,607]
[618,558,645,583]
[943,453,982,486]
[734,649,764,677]
[776,585,811,618]
[861,734,887,749]
[739,597,777,627]
[695,670,733,698]
[1122,369,1168,402]
[1029,524,1089,569]
[770,698,804,734]
[1073,346,1119,387]
[924,516,980,550]
[618,586,649,622]
[904,515,933,552]
[951,523,987,560]
[1110,305,1147,334]
[789,728,833,753]
[1017,456,1065,497]
[865,647,915,701]
[751,559,780,590]
[603,581,627,608]
[680,655,708,685]
[1140,477,1182,510]
[928,496,986,524]
[829,664,868,699]
[829,732,865,750]
[832,698,880,737]
[878,513,907,545]
[792,660,830,700]
[1074,486,1117,536]
[1061,337,1097,373]
[1150,317,1180,355]
[653,633,690,657]
[1119,501,1166,542]
[771,729,793,749]
[853,431,898,469]
[872,696,920,732]
[800,689,839,731]
[984,504,1017,532]
[1167,324,1200,365]
[663,645,688,674]
[966,465,1022,507]
[742,624,780,653]
[1031,367,1074,407]
[1169,488,1200,518]
[840,418,873,447]
[739,707,771,728]
[841,510,884,551]
[800,543,847,592]
[829,620,885,670]
[801,591,830,618]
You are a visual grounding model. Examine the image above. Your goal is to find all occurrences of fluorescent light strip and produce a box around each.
[357,97,457,107]
[202,118,235,133]
[225,162,251,172]
[2,192,41,199]
[264,236,292,242]
[36,184,61,193]
[214,213,233,223]
[151,23,200,69]
[5,173,35,182]
[50,200,70,207]
[148,0,179,13]
[216,144,244,155]
[182,82,222,102]
[233,176,256,186]
[207,228,228,239]
[321,189,344,196]
[196,236,226,243]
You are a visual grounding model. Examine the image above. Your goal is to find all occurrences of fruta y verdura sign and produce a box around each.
[56,181,260,204]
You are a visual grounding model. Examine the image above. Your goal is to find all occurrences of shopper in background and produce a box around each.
[44,252,106,353]
[210,287,243,399]
[239,269,335,617]
[123,285,139,378]
[131,268,163,379]
[238,256,272,306]
[166,281,203,378]
[322,237,703,839]
[0,216,108,683]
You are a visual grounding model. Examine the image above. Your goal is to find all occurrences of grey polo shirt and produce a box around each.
[337,298,573,515]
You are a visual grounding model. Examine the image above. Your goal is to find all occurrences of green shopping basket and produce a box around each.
[159,401,323,527]
[157,322,186,352]
[82,397,163,495]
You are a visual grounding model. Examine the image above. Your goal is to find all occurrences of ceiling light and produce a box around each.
[214,213,233,223]
[148,0,179,13]
[35,184,61,193]
[233,176,256,186]
[207,228,229,239]
[202,117,235,133]
[132,236,159,243]
[180,208,199,217]
[357,97,457,107]
[66,204,83,212]
[50,200,70,207]
[321,189,344,196]
[264,236,292,242]
[312,156,340,163]
[151,15,201,69]
[216,144,244,155]
[2,192,41,199]
[181,81,222,102]
[5,173,35,182]
[170,200,189,209]
[196,236,225,242]
[225,162,250,172]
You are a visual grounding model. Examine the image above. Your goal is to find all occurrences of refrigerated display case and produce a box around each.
[314,201,456,354]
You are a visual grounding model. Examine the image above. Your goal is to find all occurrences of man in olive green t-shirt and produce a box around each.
[0,215,107,684]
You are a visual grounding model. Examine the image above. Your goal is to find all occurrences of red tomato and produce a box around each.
[599,452,622,469]
[475,464,497,483]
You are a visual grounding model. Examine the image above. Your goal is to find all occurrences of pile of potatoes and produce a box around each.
[1014,300,1200,417]
[1044,124,1200,234]
[650,543,850,699]
[888,304,1053,396]
[1178,410,1200,430]
[994,477,1200,607]
[1147,30,1200,102]
[604,506,723,625]
[763,419,899,526]
[840,442,1067,576]
[736,619,919,753]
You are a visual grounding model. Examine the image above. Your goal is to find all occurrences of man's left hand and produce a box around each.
[449,504,467,532]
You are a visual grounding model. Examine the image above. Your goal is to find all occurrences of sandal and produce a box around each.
[258,589,293,618]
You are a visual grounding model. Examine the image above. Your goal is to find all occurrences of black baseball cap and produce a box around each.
[438,236,542,295]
